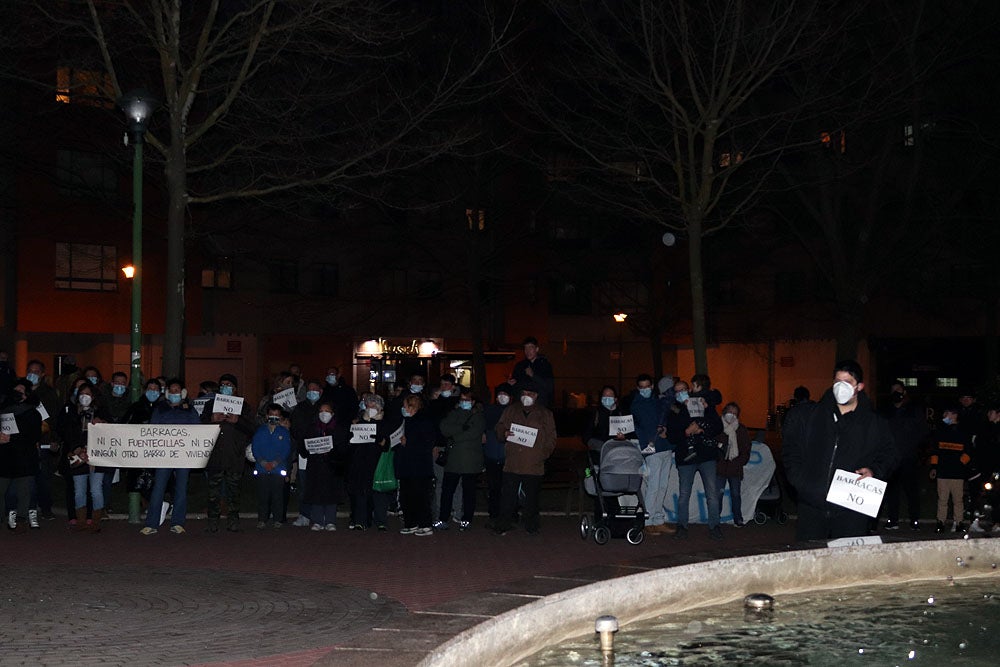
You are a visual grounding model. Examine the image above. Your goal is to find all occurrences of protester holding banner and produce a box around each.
[139,379,200,536]
[289,380,324,527]
[347,393,385,530]
[583,386,635,452]
[57,383,111,532]
[494,379,557,536]
[783,360,898,541]
[302,402,346,531]
[202,373,255,533]
[394,394,437,536]
[1,378,42,532]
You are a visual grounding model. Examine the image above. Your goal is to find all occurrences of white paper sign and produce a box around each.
[609,415,635,436]
[212,394,245,415]
[685,397,705,418]
[86,423,221,469]
[304,435,333,454]
[825,468,887,518]
[350,423,377,443]
[273,387,298,410]
[1,413,19,435]
[37,404,50,421]
[192,397,210,416]
[389,423,404,447]
[509,423,538,448]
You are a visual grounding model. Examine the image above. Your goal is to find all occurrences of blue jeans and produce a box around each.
[642,451,673,526]
[73,471,105,510]
[718,475,744,524]
[146,468,190,529]
[675,460,719,529]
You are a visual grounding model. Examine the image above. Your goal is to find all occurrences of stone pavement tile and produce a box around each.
[418,592,535,617]
[489,574,603,597]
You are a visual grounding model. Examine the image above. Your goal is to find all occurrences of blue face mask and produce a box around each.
[88,376,99,385]
[459,400,472,410]
[145,389,161,403]
[325,374,337,386]
[942,417,953,425]
[167,393,182,405]
[676,391,689,403]
[359,400,367,411]
[306,390,321,403]
[410,384,423,394]
[219,385,234,396]
[638,387,652,399]
[440,390,452,398]
[601,396,616,409]
[112,384,127,397]
[26,372,40,386]
[401,407,411,418]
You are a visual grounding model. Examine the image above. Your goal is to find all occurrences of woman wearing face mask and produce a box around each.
[482,386,512,528]
[433,388,486,531]
[394,394,437,536]
[303,402,347,531]
[346,393,386,530]
[583,386,636,452]
[715,402,752,527]
[57,383,112,531]
[0,379,43,532]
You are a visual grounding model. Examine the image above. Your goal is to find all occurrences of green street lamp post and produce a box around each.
[118,90,155,402]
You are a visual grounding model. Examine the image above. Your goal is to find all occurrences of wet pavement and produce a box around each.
[0,513,974,666]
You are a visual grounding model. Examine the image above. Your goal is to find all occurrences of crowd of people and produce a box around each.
[2,345,997,542]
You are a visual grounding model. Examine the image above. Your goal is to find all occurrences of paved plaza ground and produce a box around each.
[1,502,972,667]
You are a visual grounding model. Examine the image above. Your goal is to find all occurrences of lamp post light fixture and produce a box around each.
[118,89,156,402]
[613,313,628,391]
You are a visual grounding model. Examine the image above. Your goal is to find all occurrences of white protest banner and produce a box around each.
[509,423,538,448]
[86,423,221,469]
[273,387,297,410]
[825,468,887,518]
[350,423,377,443]
[1,413,19,435]
[389,423,404,447]
[192,397,210,416]
[609,415,635,436]
[685,397,705,418]
[37,404,50,421]
[212,394,245,415]
[304,435,333,455]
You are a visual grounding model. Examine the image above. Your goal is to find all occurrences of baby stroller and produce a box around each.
[580,439,648,545]
[753,470,789,525]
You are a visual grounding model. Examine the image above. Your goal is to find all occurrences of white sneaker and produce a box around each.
[139,527,157,536]
[311,523,325,531]
[6,511,16,529]
[325,524,337,531]
[28,509,39,529]
[170,525,186,534]
[414,527,434,536]
[399,526,418,535]
[293,515,310,527]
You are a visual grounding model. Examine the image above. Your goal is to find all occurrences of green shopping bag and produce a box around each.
[372,449,398,492]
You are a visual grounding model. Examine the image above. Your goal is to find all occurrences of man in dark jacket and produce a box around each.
[508,337,555,407]
[882,382,928,531]
[201,373,255,533]
[929,406,973,533]
[783,360,898,541]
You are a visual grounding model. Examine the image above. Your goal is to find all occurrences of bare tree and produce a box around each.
[517,0,835,374]
[6,0,518,376]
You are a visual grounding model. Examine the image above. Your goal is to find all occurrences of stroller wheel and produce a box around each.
[593,525,611,545]
[754,511,768,525]
[776,510,789,525]
[579,515,592,540]
[626,527,644,545]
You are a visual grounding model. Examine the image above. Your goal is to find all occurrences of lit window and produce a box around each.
[903,125,914,147]
[935,377,958,388]
[820,131,846,153]
[466,209,486,231]
[55,66,113,108]
[55,243,118,291]
[202,258,233,289]
[896,377,918,387]
[719,152,743,167]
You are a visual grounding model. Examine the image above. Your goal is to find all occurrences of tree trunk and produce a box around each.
[688,216,709,375]
[162,138,187,379]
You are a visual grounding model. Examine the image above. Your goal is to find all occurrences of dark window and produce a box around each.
[550,279,593,315]
[56,150,117,198]
[774,271,809,304]
[55,243,117,292]
[269,261,298,293]
[379,269,407,296]
[311,262,339,296]
[201,258,233,289]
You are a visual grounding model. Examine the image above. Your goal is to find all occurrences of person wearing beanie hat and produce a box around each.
[202,373,255,532]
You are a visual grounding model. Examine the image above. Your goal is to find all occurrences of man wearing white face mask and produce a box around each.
[783,360,898,541]
[494,379,556,535]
